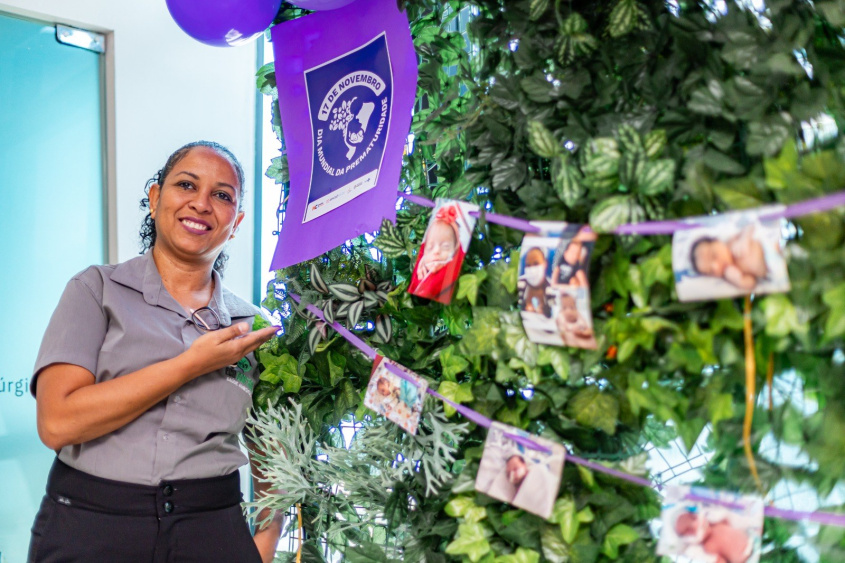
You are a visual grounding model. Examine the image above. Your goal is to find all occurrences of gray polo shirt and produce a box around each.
[32,251,261,485]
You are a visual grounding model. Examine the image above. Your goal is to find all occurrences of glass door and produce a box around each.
[0,12,105,562]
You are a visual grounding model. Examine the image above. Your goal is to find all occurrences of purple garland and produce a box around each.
[399,190,845,235]
[287,293,845,528]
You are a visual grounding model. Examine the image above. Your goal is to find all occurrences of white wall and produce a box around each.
[0,0,259,299]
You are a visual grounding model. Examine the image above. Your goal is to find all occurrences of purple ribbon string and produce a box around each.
[286,291,845,527]
[399,190,845,236]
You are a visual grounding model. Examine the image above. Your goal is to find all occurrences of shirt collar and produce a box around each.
[110,250,259,324]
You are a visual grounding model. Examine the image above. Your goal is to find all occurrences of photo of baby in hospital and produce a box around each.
[657,485,764,563]
[408,199,479,305]
[673,207,790,302]
[518,222,597,350]
[474,422,566,519]
[363,355,428,435]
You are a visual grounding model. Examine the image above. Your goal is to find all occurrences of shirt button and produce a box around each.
[162,484,173,496]
[164,501,174,513]
[173,395,181,403]
[162,433,169,441]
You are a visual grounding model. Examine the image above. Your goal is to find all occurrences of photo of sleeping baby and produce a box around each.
[657,485,764,563]
[475,422,565,519]
[673,207,790,302]
[518,222,598,350]
[408,199,479,305]
[363,355,428,435]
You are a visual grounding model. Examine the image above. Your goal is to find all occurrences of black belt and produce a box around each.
[46,459,242,518]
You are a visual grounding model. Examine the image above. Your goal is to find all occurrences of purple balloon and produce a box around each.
[290,0,356,10]
[166,0,282,47]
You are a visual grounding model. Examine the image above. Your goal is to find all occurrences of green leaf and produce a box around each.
[260,353,303,393]
[440,345,470,380]
[568,387,619,435]
[327,350,346,387]
[529,0,550,20]
[502,258,519,294]
[540,525,570,563]
[637,159,676,195]
[600,524,639,559]
[762,294,805,337]
[607,0,637,37]
[589,196,639,233]
[495,547,540,563]
[551,158,585,207]
[328,283,362,303]
[537,347,570,380]
[763,139,798,189]
[445,496,476,518]
[438,381,474,416]
[527,120,561,159]
[445,523,491,562]
[823,283,845,341]
[549,497,579,543]
[373,218,407,259]
[746,117,791,157]
[457,270,488,306]
[707,392,734,427]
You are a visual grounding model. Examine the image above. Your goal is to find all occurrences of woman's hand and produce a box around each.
[182,323,278,377]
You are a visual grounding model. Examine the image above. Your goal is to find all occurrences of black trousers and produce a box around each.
[28,459,262,563]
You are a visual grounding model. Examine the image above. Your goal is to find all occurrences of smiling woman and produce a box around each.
[27,141,282,563]
[140,141,246,274]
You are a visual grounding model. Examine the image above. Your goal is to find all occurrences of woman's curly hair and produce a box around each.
[139,141,245,274]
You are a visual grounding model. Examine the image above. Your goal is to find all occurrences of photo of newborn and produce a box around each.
[364,355,428,435]
[474,422,566,519]
[408,199,479,304]
[518,222,597,350]
[657,485,764,563]
[673,207,790,302]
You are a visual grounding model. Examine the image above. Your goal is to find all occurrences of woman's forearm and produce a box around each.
[36,354,201,450]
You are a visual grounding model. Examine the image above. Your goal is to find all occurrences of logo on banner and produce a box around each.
[304,33,393,222]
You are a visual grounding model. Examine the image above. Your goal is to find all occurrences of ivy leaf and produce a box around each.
[762,294,805,337]
[540,525,569,563]
[327,350,346,387]
[822,283,845,341]
[494,547,540,563]
[501,258,519,294]
[438,381,474,416]
[549,497,579,543]
[600,524,639,559]
[440,345,470,381]
[537,347,570,380]
[568,387,619,435]
[457,271,488,306]
[260,352,303,393]
[708,392,734,427]
[445,523,491,562]
[445,496,476,518]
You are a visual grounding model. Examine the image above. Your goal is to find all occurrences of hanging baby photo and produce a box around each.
[474,422,565,519]
[518,222,598,350]
[672,206,790,302]
[408,199,478,304]
[364,355,427,435]
[657,485,764,563]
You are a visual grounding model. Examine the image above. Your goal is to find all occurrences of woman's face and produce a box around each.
[149,147,244,265]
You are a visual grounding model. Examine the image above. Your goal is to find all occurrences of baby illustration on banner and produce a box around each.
[364,355,427,434]
[408,199,478,304]
[673,206,790,301]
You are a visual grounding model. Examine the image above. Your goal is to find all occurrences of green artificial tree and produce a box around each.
[249,1,845,561]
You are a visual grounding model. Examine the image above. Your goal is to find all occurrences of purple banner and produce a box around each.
[269,0,418,270]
